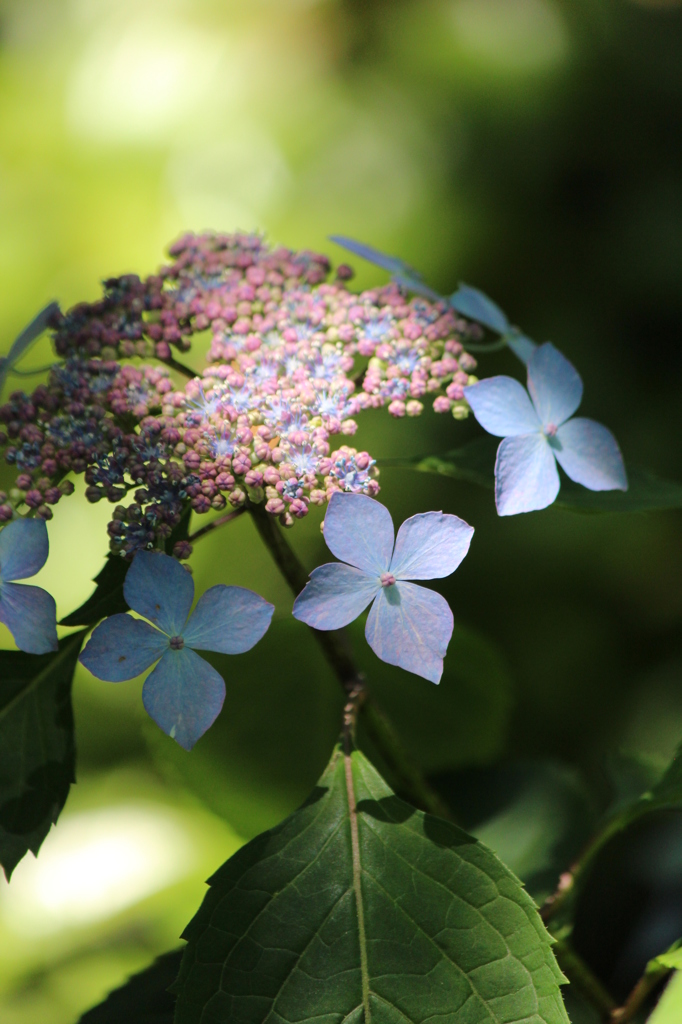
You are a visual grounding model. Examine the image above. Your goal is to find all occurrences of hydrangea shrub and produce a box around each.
[0,231,677,1024]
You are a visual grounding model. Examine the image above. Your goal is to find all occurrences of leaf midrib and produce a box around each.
[345,746,371,1024]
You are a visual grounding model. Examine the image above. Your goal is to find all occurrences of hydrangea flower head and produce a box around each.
[79,551,274,749]
[293,493,474,683]
[464,342,628,516]
[0,518,58,654]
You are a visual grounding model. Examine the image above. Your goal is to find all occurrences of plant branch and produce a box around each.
[553,939,616,1018]
[541,803,650,924]
[610,965,671,1023]
[158,354,197,379]
[248,500,454,819]
[187,506,246,543]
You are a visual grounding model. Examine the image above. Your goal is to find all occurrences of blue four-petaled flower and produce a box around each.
[79,552,274,749]
[0,518,58,654]
[293,492,474,684]
[463,342,628,516]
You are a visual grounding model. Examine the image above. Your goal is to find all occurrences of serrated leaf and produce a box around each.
[78,949,182,1023]
[60,555,129,627]
[173,741,569,1024]
[402,436,682,513]
[0,630,86,878]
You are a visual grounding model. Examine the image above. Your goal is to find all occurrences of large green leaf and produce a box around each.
[0,630,86,878]
[146,618,510,839]
[391,436,682,513]
[78,949,182,1023]
[173,741,569,1024]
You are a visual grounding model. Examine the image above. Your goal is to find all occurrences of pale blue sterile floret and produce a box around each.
[463,342,628,516]
[292,492,474,684]
[79,551,274,750]
[0,518,58,654]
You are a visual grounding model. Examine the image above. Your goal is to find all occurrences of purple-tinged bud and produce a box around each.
[405,400,423,417]
[22,489,42,508]
[173,540,193,560]
[85,485,103,503]
[211,493,227,509]
[228,487,246,507]
[191,494,211,513]
[44,488,62,505]
[59,480,75,495]
[433,396,451,414]
[0,504,13,522]
[16,474,32,490]
[388,400,406,417]
[380,572,396,587]
[36,504,53,520]
[265,496,285,515]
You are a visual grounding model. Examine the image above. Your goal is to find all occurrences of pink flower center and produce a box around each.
[169,635,184,650]
[380,571,396,587]
[545,423,558,437]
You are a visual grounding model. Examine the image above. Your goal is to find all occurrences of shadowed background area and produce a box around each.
[0,0,681,1021]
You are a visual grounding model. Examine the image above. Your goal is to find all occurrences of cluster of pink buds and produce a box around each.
[0,232,480,553]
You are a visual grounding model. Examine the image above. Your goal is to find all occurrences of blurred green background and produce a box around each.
[1,0,681,1020]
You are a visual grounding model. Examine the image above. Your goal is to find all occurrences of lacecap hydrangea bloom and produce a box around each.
[79,551,274,749]
[0,232,481,554]
[0,518,57,654]
[293,492,474,683]
[464,343,628,515]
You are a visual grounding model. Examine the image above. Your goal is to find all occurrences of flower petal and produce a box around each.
[142,647,226,751]
[0,518,49,582]
[554,417,628,491]
[527,342,583,428]
[183,585,274,654]
[449,284,509,334]
[79,613,168,681]
[495,433,560,515]
[0,582,57,654]
[365,581,453,684]
[464,377,540,436]
[123,551,194,636]
[323,492,394,574]
[390,512,474,580]
[293,563,380,630]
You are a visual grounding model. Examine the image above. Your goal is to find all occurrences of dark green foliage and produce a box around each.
[173,742,569,1024]
[60,555,129,627]
[78,949,183,1023]
[398,436,682,512]
[0,630,86,879]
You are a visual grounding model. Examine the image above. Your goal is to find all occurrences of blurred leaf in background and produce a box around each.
[0,0,681,1020]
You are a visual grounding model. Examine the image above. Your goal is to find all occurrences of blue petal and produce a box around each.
[390,512,474,581]
[123,551,194,636]
[527,343,583,428]
[0,301,59,391]
[506,330,537,365]
[554,417,628,492]
[495,433,560,516]
[183,585,274,654]
[449,284,509,334]
[293,563,380,630]
[464,376,540,436]
[328,237,440,300]
[79,613,168,681]
[0,518,49,582]
[365,582,453,684]
[142,647,226,751]
[0,582,57,654]
[323,492,394,575]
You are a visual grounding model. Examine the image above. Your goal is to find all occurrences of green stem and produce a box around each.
[158,354,196,379]
[541,803,651,924]
[187,506,246,543]
[610,966,671,1023]
[553,939,616,1018]
[248,501,453,820]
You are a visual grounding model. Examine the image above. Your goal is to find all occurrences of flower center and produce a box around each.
[544,422,558,437]
[169,635,184,650]
[380,571,396,587]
